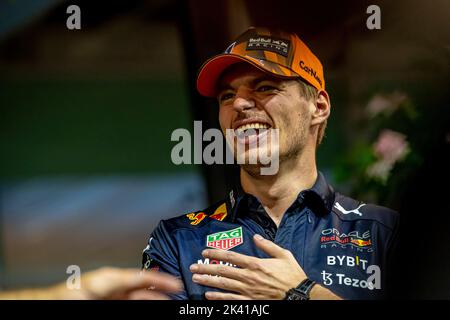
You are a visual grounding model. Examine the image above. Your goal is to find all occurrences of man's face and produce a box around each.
[217,63,315,170]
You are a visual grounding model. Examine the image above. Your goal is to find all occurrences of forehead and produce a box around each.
[217,63,281,91]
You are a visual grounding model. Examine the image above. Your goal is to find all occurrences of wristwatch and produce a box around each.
[284,278,316,300]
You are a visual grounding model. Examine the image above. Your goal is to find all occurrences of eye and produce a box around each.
[218,92,235,102]
[256,85,276,92]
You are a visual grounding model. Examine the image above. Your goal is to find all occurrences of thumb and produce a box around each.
[253,234,288,258]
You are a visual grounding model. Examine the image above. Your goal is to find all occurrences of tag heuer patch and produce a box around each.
[206,227,243,250]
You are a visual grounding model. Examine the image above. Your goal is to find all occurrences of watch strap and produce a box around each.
[284,278,316,300]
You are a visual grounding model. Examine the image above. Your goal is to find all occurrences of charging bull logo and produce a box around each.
[209,203,228,222]
[186,212,207,225]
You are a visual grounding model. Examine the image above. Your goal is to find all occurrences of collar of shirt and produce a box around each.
[226,171,335,223]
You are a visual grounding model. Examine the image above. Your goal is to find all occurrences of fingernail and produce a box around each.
[190,264,198,272]
[202,250,210,257]
[254,234,264,241]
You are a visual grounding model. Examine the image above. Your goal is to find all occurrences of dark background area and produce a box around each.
[0,0,449,298]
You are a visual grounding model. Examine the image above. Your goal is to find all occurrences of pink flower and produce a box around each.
[367,129,410,181]
[366,92,408,118]
[373,129,409,164]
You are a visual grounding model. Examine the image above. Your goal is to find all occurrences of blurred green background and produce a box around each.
[1,78,193,177]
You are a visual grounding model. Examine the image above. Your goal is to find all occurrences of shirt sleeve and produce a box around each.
[142,220,188,300]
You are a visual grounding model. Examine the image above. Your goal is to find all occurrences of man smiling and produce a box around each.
[142,27,399,300]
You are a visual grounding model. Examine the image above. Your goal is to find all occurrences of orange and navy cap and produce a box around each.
[196,27,325,97]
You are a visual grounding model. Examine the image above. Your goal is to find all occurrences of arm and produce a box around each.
[0,267,182,300]
[142,220,188,300]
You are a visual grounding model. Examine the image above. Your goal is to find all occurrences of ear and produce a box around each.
[311,89,331,126]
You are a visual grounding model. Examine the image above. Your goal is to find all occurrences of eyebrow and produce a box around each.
[217,75,279,94]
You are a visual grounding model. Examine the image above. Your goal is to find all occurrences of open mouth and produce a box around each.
[235,122,271,138]
[233,122,273,147]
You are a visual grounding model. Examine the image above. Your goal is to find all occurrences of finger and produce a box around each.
[137,270,183,293]
[192,274,244,294]
[201,249,254,268]
[112,268,183,293]
[205,291,250,300]
[190,264,247,282]
[253,234,288,258]
[128,289,170,300]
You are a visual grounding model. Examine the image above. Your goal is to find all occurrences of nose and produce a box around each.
[232,88,255,112]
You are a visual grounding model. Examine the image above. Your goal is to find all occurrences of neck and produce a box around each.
[240,147,317,226]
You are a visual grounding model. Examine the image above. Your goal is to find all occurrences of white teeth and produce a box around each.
[235,122,270,135]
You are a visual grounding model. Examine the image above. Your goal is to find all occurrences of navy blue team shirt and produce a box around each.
[142,172,399,300]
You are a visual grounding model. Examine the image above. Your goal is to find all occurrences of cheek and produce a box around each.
[219,107,233,131]
[274,101,310,140]
[291,102,312,126]
[274,104,296,129]
[270,98,298,124]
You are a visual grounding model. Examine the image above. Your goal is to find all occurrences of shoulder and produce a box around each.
[153,199,230,235]
[331,192,399,231]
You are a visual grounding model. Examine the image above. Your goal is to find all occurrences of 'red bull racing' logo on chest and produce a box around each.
[320,228,372,249]
[206,227,243,250]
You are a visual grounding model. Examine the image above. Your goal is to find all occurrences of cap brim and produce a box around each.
[196,54,298,97]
